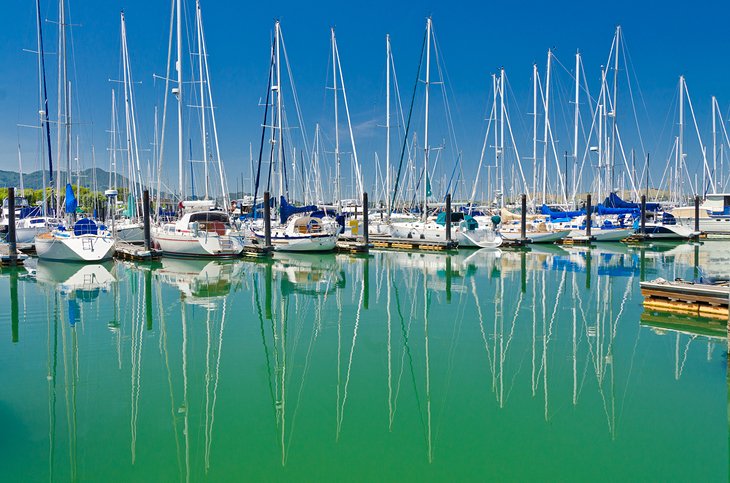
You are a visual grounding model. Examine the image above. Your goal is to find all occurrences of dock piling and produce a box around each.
[264,191,272,249]
[586,194,592,238]
[7,187,17,265]
[143,189,151,251]
[445,194,452,242]
[640,194,646,235]
[363,192,369,245]
[694,195,700,233]
[520,194,527,242]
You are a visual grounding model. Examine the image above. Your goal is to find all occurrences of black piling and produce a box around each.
[520,194,527,242]
[7,187,17,265]
[694,195,700,233]
[363,192,369,245]
[445,193,452,242]
[585,194,592,238]
[264,191,272,249]
[640,194,646,235]
[143,189,151,251]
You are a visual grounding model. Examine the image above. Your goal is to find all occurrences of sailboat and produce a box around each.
[151,0,245,258]
[247,21,339,252]
[36,184,116,262]
[387,19,501,249]
[2,0,63,246]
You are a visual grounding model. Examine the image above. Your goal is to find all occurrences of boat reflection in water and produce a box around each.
[0,244,726,481]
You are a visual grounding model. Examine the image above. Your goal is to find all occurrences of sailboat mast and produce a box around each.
[331,28,341,213]
[572,51,580,205]
[176,0,184,200]
[56,0,66,215]
[679,75,685,198]
[541,50,552,205]
[275,22,284,201]
[422,18,432,222]
[35,0,51,215]
[703,96,717,193]
[196,1,209,200]
[532,64,537,208]
[610,26,620,195]
[385,34,391,219]
[499,68,505,207]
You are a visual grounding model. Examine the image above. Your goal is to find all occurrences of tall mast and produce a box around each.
[492,73,498,206]
[598,69,605,202]
[422,18,432,221]
[331,28,341,213]
[572,51,580,205]
[712,96,717,193]
[385,34,391,219]
[196,0,209,200]
[56,0,66,215]
[499,68,505,208]
[609,26,620,194]
[275,21,284,200]
[35,0,52,215]
[532,64,537,207]
[541,50,552,205]
[175,0,184,200]
[679,75,685,198]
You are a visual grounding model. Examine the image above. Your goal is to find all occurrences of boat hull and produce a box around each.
[35,233,116,262]
[153,230,244,258]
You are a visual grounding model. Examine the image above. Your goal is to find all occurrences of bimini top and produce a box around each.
[74,217,99,236]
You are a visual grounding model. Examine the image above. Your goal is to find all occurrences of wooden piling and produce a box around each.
[363,192,369,245]
[143,189,151,251]
[520,193,527,242]
[7,187,17,266]
[640,194,646,235]
[586,194,592,238]
[264,191,272,249]
[445,193,452,242]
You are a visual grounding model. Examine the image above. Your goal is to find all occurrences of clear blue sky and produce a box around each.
[1,0,729,198]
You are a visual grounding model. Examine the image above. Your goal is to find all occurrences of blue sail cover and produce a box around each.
[540,204,585,221]
[604,192,660,212]
[64,183,77,214]
[279,196,317,225]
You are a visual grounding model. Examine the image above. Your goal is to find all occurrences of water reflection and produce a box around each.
[0,243,726,480]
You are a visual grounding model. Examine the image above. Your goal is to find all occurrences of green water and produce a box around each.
[1,242,727,481]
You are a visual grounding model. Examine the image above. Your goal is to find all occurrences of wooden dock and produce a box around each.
[369,235,457,251]
[242,244,274,258]
[114,242,162,262]
[559,236,595,245]
[336,237,371,254]
[0,245,28,266]
[640,278,729,320]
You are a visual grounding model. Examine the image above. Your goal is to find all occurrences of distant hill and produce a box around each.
[0,168,130,191]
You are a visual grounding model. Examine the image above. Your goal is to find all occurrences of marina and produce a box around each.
[1,0,730,480]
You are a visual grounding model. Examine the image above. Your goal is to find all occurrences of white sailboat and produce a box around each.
[247,21,339,252]
[151,0,244,258]
[36,0,115,262]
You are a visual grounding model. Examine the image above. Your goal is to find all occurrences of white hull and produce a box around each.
[114,223,145,243]
[252,232,338,252]
[35,233,115,262]
[677,217,730,235]
[501,229,570,244]
[641,223,697,240]
[153,230,244,258]
[16,225,50,244]
[568,228,632,242]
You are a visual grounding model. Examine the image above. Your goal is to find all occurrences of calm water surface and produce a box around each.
[0,242,727,481]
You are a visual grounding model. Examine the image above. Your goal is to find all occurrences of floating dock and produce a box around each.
[242,244,274,258]
[114,242,162,262]
[369,235,457,252]
[640,278,729,320]
[0,245,28,266]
